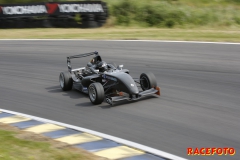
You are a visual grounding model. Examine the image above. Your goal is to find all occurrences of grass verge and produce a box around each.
[0,123,107,160]
[106,0,240,28]
[0,28,240,42]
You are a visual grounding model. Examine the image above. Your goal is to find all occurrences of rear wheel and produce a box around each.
[59,72,73,91]
[140,72,157,91]
[88,83,104,105]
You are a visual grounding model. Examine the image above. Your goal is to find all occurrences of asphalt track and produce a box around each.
[0,40,239,160]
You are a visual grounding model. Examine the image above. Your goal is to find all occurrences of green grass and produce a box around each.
[105,0,240,28]
[0,125,102,160]
[0,28,240,42]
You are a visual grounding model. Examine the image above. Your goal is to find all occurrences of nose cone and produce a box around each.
[106,72,139,94]
[129,83,139,94]
[113,72,139,94]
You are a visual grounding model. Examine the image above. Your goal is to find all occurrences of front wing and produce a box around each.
[105,87,160,105]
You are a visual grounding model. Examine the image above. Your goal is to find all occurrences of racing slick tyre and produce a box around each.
[88,83,104,105]
[140,72,157,91]
[59,72,73,91]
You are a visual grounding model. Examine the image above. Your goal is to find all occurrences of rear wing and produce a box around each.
[67,51,98,72]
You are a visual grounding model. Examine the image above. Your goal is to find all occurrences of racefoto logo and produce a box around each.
[187,147,236,156]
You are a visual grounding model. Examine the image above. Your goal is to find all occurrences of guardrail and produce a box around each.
[0,1,108,28]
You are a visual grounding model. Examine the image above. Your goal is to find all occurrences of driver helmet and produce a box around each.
[97,61,108,72]
[90,58,95,64]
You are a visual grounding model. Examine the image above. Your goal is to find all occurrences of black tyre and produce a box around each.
[88,83,104,105]
[140,72,157,91]
[42,19,52,28]
[87,14,95,21]
[85,21,98,28]
[96,15,107,20]
[59,72,73,91]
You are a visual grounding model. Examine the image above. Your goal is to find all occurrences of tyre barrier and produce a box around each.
[0,1,108,29]
[0,16,106,28]
[0,108,187,160]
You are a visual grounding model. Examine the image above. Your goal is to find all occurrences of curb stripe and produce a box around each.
[94,146,145,159]
[56,133,102,145]
[24,123,65,133]
[11,120,45,129]
[75,139,121,152]
[43,128,81,139]
[0,115,31,124]
[120,154,166,160]
[0,108,188,160]
[0,112,14,118]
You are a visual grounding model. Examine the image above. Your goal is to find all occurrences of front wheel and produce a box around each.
[140,72,157,91]
[88,83,104,105]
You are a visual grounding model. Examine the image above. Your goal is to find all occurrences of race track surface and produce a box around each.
[0,40,239,160]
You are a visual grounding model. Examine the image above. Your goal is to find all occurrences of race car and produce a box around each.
[59,51,160,105]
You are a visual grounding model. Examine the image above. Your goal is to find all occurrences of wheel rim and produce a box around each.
[89,85,96,102]
[141,76,149,90]
[59,73,64,88]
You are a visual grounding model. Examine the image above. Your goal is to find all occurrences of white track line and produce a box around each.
[0,108,188,160]
[0,39,239,45]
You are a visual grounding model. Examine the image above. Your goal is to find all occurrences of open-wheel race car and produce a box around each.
[59,51,160,105]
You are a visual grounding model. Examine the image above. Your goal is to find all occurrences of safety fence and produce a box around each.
[0,1,108,28]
